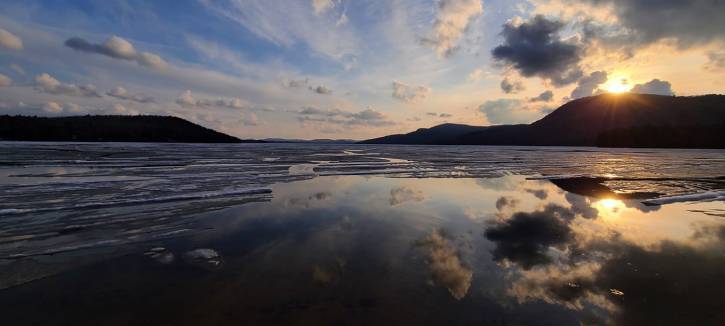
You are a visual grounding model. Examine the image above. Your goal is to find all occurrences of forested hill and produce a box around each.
[0,115,254,143]
[362,94,725,148]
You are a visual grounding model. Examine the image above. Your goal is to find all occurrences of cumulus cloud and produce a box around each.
[0,73,12,87]
[297,107,395,127]
[0,28,23,50]
[530,90,553,102]
[492,15,583,86]
[478,99,547,124]
[569,71,607,99]
[42,101,63,114]
[421,0,483,57]
[107,86,155,103]
[581,0,725,50]
[310,85,332,95]
[484,204,575,269]
[34,73,102,97]
[500,77,525,94]
[65,36,167,69]
[389,186,425,206]
[416,230,473,300]
[630,79,674,96]
[392,81,430,102]
[175,90,247,109]
[113,103,140,115]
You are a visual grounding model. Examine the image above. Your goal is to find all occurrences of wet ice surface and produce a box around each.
[0,142,724,325]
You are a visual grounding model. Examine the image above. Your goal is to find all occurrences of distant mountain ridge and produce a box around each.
[0,115,260,143]
[362,93,725,148]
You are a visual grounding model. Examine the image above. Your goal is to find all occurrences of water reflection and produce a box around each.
[0,175,723,325]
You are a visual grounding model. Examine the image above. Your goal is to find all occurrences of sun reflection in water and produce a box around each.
[595,198,626,218]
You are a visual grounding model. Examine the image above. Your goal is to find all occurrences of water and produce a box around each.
[0,142,724,325]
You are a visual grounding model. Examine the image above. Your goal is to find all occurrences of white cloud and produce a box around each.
[241,112,259,126]
[0,73,12,87]
[312,0,335,15]
[0,28,23,50]
[107,86,155,103]
[42,101,62,113]
[392,81,430,102]
[113,103,140,115]
[175,90,247,109]
[33,73,102,97]
[631,79,674,96]
[421,0,483,57]
[468,68,490,81]
[297,107,395,127]
[65,36,167,69]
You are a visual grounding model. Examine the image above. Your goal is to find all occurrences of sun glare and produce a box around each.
[602,76,633,94]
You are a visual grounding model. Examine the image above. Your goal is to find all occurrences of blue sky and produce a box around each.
[0,0,723,139]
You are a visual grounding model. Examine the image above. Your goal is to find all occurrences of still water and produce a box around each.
[0,143,723,325]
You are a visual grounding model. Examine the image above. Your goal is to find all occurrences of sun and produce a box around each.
[601,76,633,94]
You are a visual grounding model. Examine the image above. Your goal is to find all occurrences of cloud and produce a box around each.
[569,71,607,99]
[392,81,430,102]
[501,77,525,94]
[33,73,102,97]
[389,186,425,206]
[297,107,395,127]
[0,28,23,50]
[107,86,155,103]
[421,0,483,57]
[42,101,63,113]
[705,51,725,71]
[285,78,309,88]
[0,74,12,87]
[529,90,553,102]
[564,193,598,219]
[9,64,25,75]
[241,112,259,126]
[310,85,332,95]
[175,90,247,109]
[439,113,453,118]
[312,0,335,15]
[492,15,583,86]
[478,99,547,124]
[630,79,674,96]
[468,68,489,81]
[484,204,575,269]
[113,103,140,115]
[581,0,725,50]
[416,230,473,300]
[65,36,167,69]
[336,11,348,26]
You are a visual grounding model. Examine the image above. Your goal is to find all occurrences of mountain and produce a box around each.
[0,115,260,143]
[262,138,357,144]
[362,94,725,148]
[362,123,492,145]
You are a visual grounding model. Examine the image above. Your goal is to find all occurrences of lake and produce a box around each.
[0,142,724,325]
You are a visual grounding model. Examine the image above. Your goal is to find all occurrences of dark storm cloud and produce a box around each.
[484,204,575,269]
[492,15,583,86]
[583,0,725,49]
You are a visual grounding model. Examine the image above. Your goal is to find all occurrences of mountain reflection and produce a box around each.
[0,175,723,325]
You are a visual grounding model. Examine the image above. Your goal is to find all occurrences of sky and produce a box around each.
[0,0,723,140]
